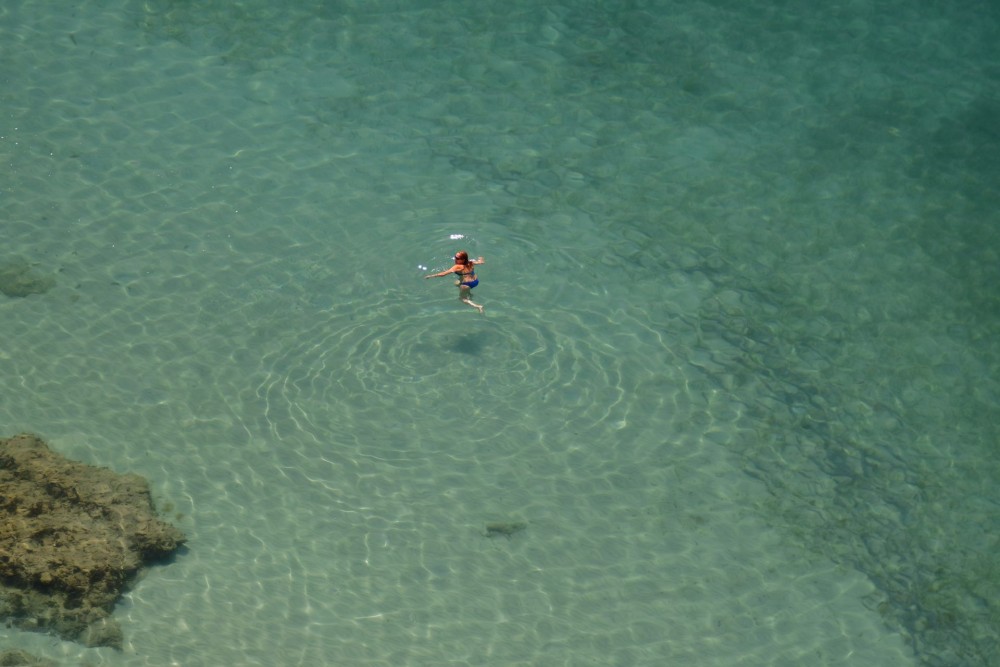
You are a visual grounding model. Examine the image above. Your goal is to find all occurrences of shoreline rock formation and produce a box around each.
[0,434,185,649]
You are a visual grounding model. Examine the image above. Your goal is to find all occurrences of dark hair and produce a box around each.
[454,250,469,264]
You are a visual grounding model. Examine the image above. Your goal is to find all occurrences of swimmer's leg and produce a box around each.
[458,285,484,314]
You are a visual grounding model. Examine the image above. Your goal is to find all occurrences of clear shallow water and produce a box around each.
[1,0,998,665]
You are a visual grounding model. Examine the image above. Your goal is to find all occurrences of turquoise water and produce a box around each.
[2,0,998,665]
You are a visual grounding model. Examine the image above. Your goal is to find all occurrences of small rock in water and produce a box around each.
[484,521,527,538]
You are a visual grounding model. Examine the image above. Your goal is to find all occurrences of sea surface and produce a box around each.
[1,0,998,665]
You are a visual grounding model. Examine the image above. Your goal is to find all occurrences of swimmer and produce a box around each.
[425,250,485,313]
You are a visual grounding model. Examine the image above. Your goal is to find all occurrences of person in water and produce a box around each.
[425,250,485,313]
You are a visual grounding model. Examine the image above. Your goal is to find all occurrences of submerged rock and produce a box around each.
[0,434,185,648]
[0,649,57,667]
[484,521,527,538]
[0,259,55,298]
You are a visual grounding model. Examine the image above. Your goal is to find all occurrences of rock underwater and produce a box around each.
[0,259,55,298]
[0,434,185,649]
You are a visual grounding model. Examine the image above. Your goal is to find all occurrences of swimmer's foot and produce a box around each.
[462,297,485,314]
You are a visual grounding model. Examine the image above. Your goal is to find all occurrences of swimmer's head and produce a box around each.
[454,251,469,264]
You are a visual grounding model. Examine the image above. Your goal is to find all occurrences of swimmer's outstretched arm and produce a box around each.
[425,264,460,279]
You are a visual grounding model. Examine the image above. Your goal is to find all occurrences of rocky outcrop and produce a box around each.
[0,434,185,648]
